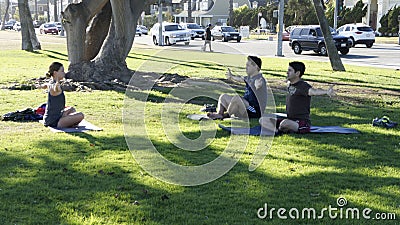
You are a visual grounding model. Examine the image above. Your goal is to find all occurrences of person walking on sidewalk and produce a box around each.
[202,24,213,52]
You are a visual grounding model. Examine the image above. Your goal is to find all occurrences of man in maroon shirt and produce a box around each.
[260,61,335,133]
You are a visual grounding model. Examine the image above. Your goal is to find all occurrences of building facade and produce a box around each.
[174,0,251,26]
[345,0,400,30]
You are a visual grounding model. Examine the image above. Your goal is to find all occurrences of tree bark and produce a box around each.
[62,0,109,65]
[17,0,41,50]
[312,0,346,71]
[229,0,233,25]
[18,0,33,51]
[85,1,112,61]
[188,0,192,23]
[65,0,145,82]
[92,0,145,82]
[24,0,41,50]
[1,0,10,30]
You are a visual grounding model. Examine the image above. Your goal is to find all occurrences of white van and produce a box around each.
[150,22,190,46]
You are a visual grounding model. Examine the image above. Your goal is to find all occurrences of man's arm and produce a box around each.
[226,68,244,83]
[308,85,335,97]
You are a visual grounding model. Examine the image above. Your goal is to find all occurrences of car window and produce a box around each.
[300,28,309,36]
[357,26,373,32]
[292,28,301,36]
[187,24,201,29]
[316,28,323,36]
[345,26,351,31]
[222,27,235,32]
[309,29,316,36]
[337,27,344,32]
[165,25,183,31]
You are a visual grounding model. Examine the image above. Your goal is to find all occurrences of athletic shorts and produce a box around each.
[276,118,311,134]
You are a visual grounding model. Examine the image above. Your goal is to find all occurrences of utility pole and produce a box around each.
[34,0,38,20]
[60,0,64,36]
[187,0,192,23]
[53,0,57,22]
[276,0,284,57]
[46,0,50,22]
[158,0,163,46]
[334,0,338,29]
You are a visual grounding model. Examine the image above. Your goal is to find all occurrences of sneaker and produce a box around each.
[200,104,216,113]
[372,116,398,128]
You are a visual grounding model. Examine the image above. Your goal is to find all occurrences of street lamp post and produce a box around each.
[398,15,400,45]
[158,0,163,46]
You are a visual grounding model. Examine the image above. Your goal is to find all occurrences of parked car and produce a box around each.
[289,25,352,56]
[211,26,241,42]
[13,22,21,31]
[282,30,290,41]
[39,23,59,35]
[137,25,148,35]
[150,22,190,46]
[180,23,205,40]
[136,27,142,36]
[54,22,63,32]
[336,23,375,48]
[4,21,15,30]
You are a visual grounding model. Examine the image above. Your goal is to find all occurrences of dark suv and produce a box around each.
[289,25,352,56]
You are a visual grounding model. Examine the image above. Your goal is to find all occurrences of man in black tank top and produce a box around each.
[260,61,335,133]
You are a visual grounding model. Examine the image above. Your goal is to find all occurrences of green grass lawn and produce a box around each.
[0,30,399,224]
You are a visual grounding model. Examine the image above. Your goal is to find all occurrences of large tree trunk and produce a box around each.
[64,0,145,82]
[1,0,10,30]
[188,0,192,23]
[94,0,145,77]
[229,0,233,25]
[312,0,345,71]
[62,0,109,65]
[18,0,41,51]
[18,0,33,51]
[18,0,41,50]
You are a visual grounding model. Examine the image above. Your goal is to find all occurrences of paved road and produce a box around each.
[134,35,400,70]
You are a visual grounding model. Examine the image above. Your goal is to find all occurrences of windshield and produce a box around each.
[221,27,236,32]
[45,24,56,28]
[187,24,201,29]
[165,25,183,31]
[358,26,373,32]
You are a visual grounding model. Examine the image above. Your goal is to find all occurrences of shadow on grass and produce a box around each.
[127,52,245,73]
[31,50,69,61]
[1,121,399,224]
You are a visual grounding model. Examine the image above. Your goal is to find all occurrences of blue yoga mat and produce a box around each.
[219,124,360,135]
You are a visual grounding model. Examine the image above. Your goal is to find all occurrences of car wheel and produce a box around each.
[139,34,141,36]
[185,42,190,46]
[201,36,205,40]
[237,38,241,42]
[191,37,195,40]
[223,36,228,42]
[293,43,302,54]
[153,36,158,45]
[366,43,373,48]
[340,48,349,55]
[40,30,43,34]
[319,44,327,56]
[350,37,355,47]
[165,37,171,46]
